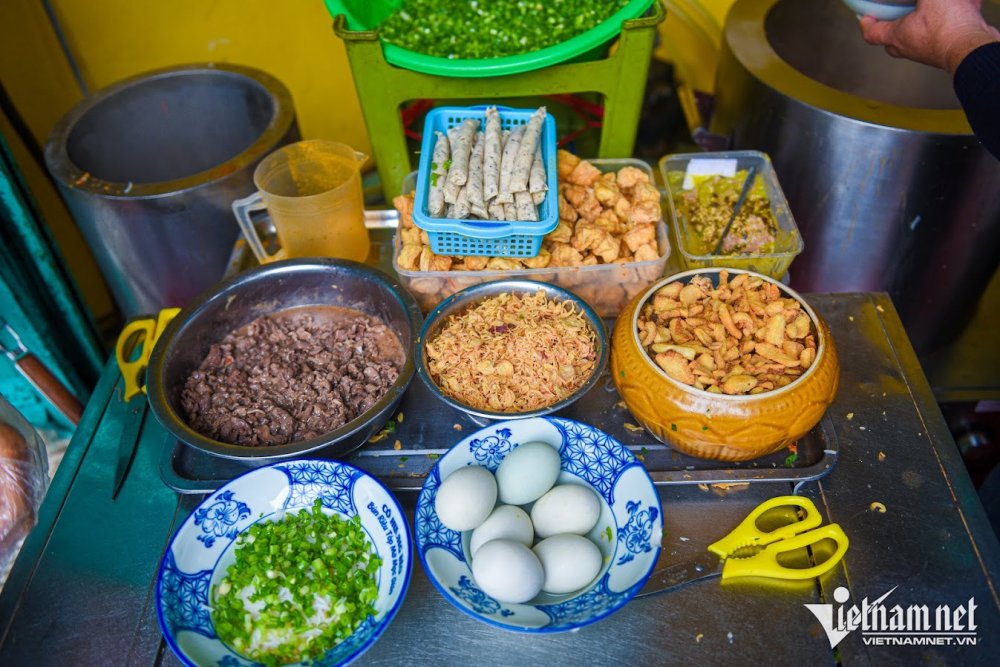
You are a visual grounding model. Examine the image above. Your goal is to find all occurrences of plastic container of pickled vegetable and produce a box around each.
[659,150,803,279]
[395,159,671,317]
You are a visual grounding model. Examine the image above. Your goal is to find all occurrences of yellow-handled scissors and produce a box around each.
[638,496,849,597]
[111,307,180,499]
[115,308,180,402]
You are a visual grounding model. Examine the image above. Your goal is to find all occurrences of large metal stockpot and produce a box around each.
[710,0,1000,353]
[45,63,299,318]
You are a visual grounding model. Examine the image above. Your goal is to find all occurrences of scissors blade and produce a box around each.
[637,552,723,598]
[112,397,147,500]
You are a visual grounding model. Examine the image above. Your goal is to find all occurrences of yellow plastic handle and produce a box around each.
[719,523,850,581]
[708,495,823,557]
[114,308,180,401]
[115,318,155,402]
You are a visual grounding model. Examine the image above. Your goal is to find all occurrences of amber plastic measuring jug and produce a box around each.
[232,140,370,263]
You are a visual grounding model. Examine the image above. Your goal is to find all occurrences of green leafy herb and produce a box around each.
[443,158,452,171]
[671,423,678,432]
[604,525,613,542]
[211,499,381,666]
[784,452,798,467]
[430,172,439,187]
[427,453,440,460]
[379,0,631,60]
[399,456,409,463]
[702,425,709,431]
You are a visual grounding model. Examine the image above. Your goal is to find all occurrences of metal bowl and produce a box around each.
[415,279,608,421]
[147,258,422,463]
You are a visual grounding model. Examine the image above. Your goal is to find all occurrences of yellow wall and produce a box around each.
[0,0,370,328]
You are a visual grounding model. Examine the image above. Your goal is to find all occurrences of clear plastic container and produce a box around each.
[394,158,671,317]
[659,150,803,279]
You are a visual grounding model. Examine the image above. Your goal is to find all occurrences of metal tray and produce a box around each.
[159,365,838,494]
[161,215,838,495]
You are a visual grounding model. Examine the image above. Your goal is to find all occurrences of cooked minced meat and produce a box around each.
[181,307,403,447]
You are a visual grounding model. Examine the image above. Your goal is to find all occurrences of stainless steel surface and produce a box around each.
[157,364,838,494]
[711,0,1000,354]
[637,551,722,598]
[44,63,299,317]
[414,279,610,421]
[146,258,422,464]
[169,228,837,493]
[2,291,999,664]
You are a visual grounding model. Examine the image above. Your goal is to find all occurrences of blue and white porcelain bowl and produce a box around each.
[156,460,412,666]
[415,417,662,632]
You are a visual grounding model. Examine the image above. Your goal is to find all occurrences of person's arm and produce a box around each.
[859,0,1000,158]
[859,0,999,75]
[953,42,1000,160]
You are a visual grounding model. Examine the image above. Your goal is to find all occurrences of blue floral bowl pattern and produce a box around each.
[415,417,662,632]
[156,460,412,666]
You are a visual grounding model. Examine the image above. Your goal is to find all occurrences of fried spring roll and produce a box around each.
[454,184,471,219]
[529,144,547,206]
[467,132,486,217]
[510,106,546,193]
[443,127,461,205]
[488,198,506,221]
[514,190,538,221]
[496,125,524,204]
[447,118,479,187]
[483,106,502,203]
[428,131,450,217]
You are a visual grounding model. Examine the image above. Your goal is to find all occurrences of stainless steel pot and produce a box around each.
[45,63,299,318]
[710,0,1000,353]
[147,258,422,464]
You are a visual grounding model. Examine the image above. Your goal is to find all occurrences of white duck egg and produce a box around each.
[435,465,497,531]
[532,534,603,595]
[470,505,534,556]
[495,441,560,505]
[471,539,544,604]
[531,484,601,539]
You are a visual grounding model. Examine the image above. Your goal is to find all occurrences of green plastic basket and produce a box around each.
[324,0,657,78]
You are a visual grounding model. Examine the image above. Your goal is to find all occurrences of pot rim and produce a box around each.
[44,63,297,200]
[628,267,829,401]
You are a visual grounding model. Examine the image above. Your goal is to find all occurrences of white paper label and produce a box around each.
[683,159,738,190]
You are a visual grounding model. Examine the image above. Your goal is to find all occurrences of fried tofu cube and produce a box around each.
[549,242,585,267]
[567,159,603,187]
[397,243,421,271]
[557,149,581,179]
[623,223,656,252]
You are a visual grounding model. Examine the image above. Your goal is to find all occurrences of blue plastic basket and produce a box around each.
[412,106,559,257]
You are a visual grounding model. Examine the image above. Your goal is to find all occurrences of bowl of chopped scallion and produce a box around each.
[156,460,411,666]
[326,0,657,78]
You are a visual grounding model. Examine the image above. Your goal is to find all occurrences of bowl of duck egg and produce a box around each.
[414,416,662,632]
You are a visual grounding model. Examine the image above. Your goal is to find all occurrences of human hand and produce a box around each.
[859,0,1000,75]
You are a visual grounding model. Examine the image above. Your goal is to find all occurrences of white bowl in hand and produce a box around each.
[843,0,916,21]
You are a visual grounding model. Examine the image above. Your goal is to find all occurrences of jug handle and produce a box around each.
[232,192,280,264]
